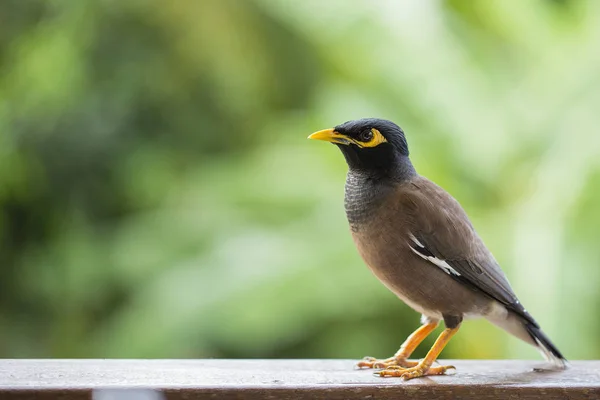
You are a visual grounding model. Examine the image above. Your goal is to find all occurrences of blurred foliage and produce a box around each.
[1,0,599,362]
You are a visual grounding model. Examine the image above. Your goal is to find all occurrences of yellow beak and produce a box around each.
[307,128,352,145]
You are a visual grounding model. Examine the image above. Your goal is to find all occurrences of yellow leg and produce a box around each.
[378,325,459,380]
[357,321,439,369]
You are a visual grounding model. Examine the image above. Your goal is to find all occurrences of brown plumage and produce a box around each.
[308,118,566,380]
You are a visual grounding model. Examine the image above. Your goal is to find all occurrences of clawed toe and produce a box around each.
[376,364,456,380]
[356,356,418,369]
[357,356,392,369]
[356,356,379,369]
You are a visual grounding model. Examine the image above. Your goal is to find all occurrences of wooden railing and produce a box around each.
[1,359,598,399]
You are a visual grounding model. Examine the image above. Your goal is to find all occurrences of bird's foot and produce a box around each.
[356,356,418,369]
[376,363,456,380]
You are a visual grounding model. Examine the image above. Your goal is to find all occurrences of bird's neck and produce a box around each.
[340,147,416,181]
[344,158,416,229]
[345,153,417,183]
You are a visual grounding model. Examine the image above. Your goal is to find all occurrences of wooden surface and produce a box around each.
[1,359,599,400]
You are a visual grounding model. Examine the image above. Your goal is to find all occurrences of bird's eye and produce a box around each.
[360,130,374,142]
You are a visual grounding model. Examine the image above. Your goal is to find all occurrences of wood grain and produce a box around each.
[1,359,599,400]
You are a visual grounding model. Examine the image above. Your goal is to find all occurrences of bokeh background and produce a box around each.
[1,0,599,362]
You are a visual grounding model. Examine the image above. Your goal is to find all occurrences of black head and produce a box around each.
[308,118,415,180]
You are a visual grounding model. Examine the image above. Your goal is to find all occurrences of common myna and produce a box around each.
[308,118,567,380]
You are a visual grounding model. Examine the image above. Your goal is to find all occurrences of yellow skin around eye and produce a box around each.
[355,128,388,148]
[307,127,388,148]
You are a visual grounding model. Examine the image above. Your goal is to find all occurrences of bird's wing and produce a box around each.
[401,177,536,325]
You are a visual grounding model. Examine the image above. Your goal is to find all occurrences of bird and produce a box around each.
[307,118,567,380]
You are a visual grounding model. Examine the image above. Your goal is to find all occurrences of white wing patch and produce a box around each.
[408,234,461,277]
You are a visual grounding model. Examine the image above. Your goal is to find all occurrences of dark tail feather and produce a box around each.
[524,323,568,370]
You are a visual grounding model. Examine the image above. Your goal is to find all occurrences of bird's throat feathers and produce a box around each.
[344,170,396,229]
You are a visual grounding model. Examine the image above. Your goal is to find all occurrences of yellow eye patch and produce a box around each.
[307,127,388,148]
[355,128,388,148]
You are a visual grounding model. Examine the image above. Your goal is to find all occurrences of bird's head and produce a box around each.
[308,118,414,179]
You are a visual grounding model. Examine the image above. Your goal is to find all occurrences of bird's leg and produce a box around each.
[357,320,439,369]
[378,325,459,380]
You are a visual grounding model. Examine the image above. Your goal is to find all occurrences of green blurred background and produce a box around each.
[1,0,599,362]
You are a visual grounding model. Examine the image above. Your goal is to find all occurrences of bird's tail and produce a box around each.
[487,310,568,370]
[524,322,568,370]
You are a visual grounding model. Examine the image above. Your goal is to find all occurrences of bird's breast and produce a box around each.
[344,175,429,312]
